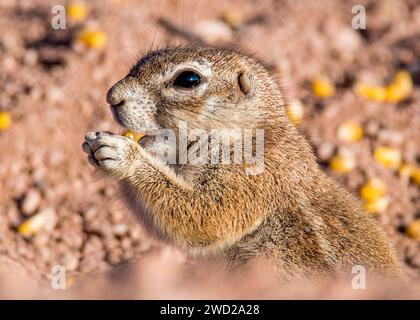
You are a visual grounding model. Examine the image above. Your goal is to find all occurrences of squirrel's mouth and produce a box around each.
[110,105,158,149]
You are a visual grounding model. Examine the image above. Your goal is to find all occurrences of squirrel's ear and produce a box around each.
[238,72,252,96]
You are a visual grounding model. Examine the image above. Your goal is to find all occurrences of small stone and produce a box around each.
[410,253,420,268]
[377,130,403,145]
[317,142,335,161]
[21,189,41,216]
[79,256,98,273]
[46,87,64,103]
[106,250,122,264]
[84,207,97,221]
[121,237,131,250]
[32,232,50,246]
[83,235,103,255]
[2,56,17,72]
[365,121,381,137]
[40,207,58,231]
[194,20,233,43]
[38,247,52,262]
[62,231,84,250]
[113,223,128,236]
[23,49,38,66]
[58,252,79,271]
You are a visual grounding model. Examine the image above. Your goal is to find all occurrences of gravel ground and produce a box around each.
[0,0,419,298]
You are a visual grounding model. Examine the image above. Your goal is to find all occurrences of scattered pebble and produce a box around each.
[317,142,335,161]
[21,188,41,216]
[194,20,233,43]
[113,223,128,236]
[59,252,80,271]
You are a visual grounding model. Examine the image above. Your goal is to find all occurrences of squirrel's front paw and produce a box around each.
[82,132,139,177]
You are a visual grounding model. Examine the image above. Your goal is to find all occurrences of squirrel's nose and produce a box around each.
[106,85,125,107]
[107,77,143,107]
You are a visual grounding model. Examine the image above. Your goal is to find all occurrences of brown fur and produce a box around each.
[83,46,402,279]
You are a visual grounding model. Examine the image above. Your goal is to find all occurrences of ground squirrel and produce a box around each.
[82,46,402,279]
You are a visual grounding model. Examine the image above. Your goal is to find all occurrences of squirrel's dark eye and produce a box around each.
[173,71,201,89]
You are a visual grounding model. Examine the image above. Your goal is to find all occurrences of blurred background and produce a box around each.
[0,0,419,298]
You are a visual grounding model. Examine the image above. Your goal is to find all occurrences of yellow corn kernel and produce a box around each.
[123,130,144,142]
[364,196,390,214]
[355,84,387,102]
[337,121,363,143]
[312,78,335,98]
[411,167,420,186]
[66,276,75,288]
[329,154,356,173]
[399,163,415,179]
[373,146,402,169]
[76,29,107,49]
[405,219,420,241]
[360,178,386,202]
[0,111,11,131]
[221,9,243,29]
[286,99,304,125]
[17,213,46,237]
[67,2,87,22]
[386,70,413,103]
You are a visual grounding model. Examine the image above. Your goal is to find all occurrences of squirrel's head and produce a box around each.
[107,47,293,169]
[107,47,288,148]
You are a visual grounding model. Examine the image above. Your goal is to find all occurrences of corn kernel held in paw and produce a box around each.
[286,99,304,125]
[337,121,363,143]
[0,111,11,131]
[17,213,46,237]
[123,129,144,142]
[76,29,107,49]
[364,196,390,214]
[360,178,387,203]
[329,154,356,173]
[373,146,402,169]
[67,2,87,22]
[312,77,335,98]
[405,219,420,241]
